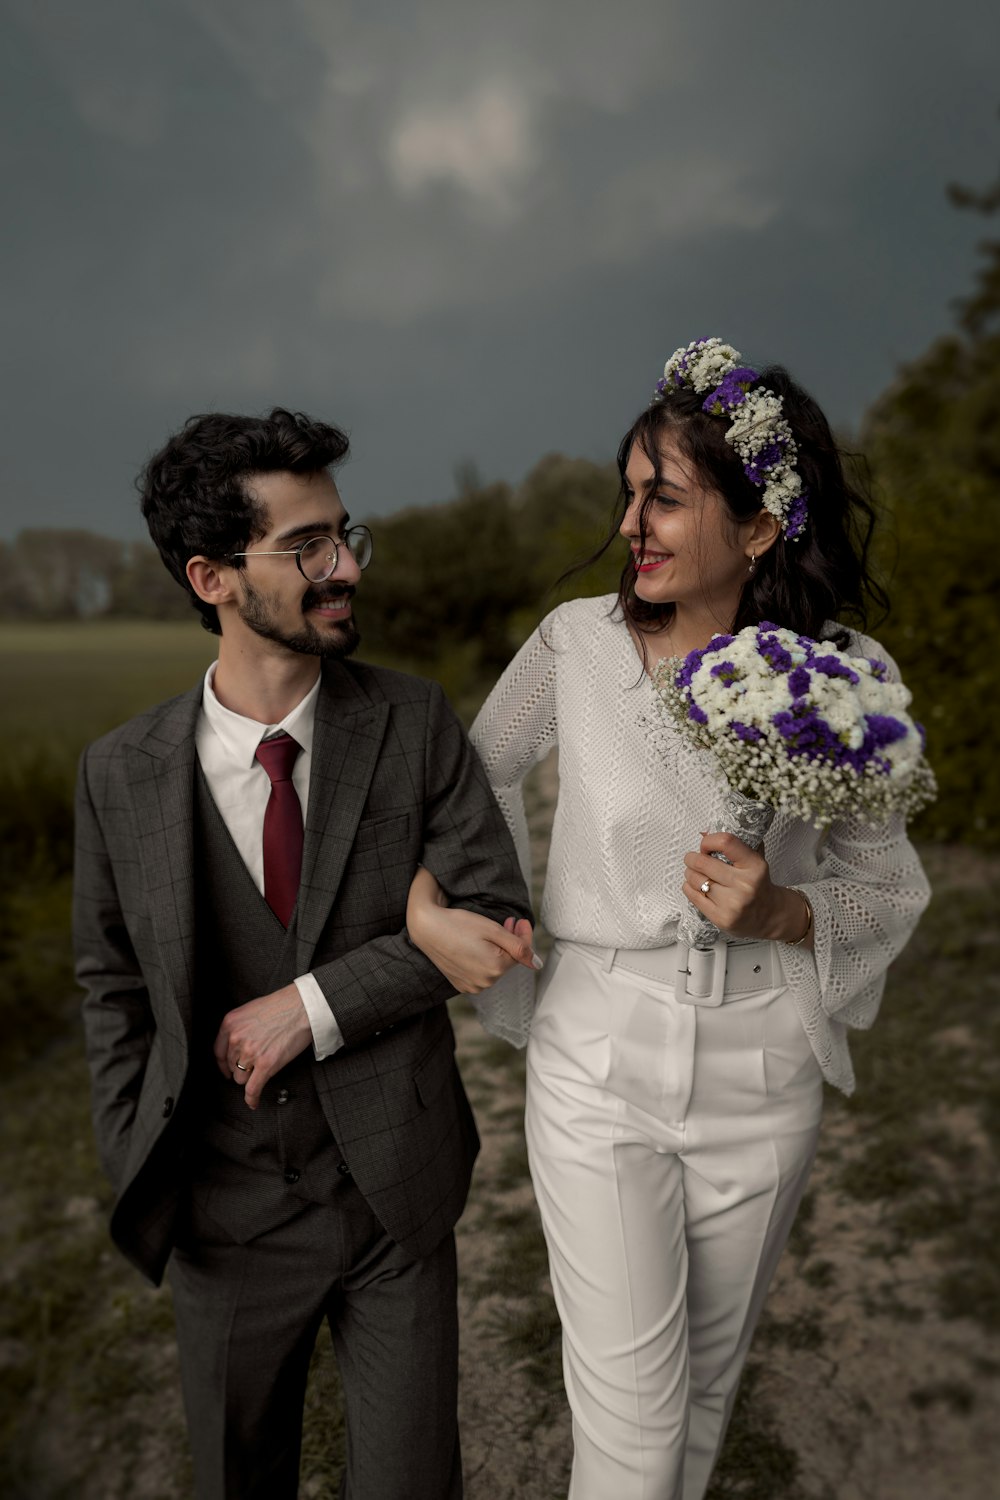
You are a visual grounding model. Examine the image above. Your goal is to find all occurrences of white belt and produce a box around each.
[569,937,778,1008]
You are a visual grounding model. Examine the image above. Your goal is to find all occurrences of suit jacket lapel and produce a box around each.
[125,683,202,1042]
[296,661,389,965]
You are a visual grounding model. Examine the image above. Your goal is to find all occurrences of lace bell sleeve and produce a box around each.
[778,810,930,1033]
[467,615,562,1045]
[776,633,932,1041]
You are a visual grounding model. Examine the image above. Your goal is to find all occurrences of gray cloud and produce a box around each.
[1,0,997,537]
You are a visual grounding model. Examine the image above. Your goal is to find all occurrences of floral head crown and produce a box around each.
[652,337,808,541]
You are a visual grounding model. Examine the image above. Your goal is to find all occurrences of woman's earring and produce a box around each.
[747,553,757,575]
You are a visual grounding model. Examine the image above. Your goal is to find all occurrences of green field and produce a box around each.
[0,620,491,760]
[0,621,218,751]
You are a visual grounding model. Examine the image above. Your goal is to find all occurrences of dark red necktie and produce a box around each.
[254,732,304,927]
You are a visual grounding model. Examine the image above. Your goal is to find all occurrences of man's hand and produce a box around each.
[213,983,313,1109]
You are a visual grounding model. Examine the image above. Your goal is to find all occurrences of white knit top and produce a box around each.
[470,594,931,1094]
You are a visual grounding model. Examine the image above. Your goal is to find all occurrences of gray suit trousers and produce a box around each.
[168,1181,462,1500]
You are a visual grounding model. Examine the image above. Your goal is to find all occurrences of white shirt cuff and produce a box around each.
[294,973,344,1060]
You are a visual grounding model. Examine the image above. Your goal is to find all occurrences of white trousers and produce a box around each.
[525,940,824,1500]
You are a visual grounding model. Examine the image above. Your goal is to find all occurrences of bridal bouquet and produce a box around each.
[649,623,936,949]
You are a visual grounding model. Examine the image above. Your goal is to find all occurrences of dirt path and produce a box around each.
[454,1017,571,1499]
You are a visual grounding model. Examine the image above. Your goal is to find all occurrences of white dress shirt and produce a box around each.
[195,661,343,1059]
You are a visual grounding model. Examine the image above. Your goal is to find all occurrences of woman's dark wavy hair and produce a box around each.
[139,407,350,635]
[579,366,885,652]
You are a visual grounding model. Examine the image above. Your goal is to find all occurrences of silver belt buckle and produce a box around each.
[674,937,728,1007]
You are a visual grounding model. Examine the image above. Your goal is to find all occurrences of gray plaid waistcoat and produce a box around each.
[185,769,354,1243]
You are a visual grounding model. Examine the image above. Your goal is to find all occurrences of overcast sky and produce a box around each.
[2,0,998,540]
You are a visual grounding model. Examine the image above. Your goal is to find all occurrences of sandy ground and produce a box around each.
[448,1004,999,1500]
[448,754,1000,1500]
[454,1008,572,1500]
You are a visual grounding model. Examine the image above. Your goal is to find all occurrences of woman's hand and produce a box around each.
[682,832,813,947]
[406,865,542,994]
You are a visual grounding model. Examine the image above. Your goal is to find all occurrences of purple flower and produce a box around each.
[743,439,788,484]
[688,703,709,725]
[811,654,860,685]
[788,665,811,699]
[784,492,809,539]
[677,637,734,687]
[864,714,908,750]
[677,646,711,689]
[710,659,739,685]
[769,700,909,777]
[731,721,764,743]
[756,628,794,673]
[702,367,759,414]
[868,658,889,682]
[771,704,869,773]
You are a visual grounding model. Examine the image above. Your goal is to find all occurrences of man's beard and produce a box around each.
[236,577,361,660]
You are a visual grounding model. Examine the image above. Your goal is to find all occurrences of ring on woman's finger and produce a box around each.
[235,1060,250,1073]
[699,879,712,895]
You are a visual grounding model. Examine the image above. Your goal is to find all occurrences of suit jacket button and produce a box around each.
[162,1097,174,1118]
[337,1161,351,1177]
[283,1168,300,1185]
[276,1089,290,1105]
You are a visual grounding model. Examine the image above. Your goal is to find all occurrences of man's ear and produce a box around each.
[186,556,239,609]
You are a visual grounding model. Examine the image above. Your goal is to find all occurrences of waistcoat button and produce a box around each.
[283,1168,300,1185]
[277,1089,290,1105]
[337,1161,351,1177]
[162,1097,174,1118]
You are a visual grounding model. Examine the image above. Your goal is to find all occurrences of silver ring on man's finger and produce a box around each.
[699,879,712,895]
[235,1060,249,1072]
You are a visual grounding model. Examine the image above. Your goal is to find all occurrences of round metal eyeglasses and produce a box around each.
[228,525,373,583]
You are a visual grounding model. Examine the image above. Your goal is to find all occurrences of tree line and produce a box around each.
[2,158,997,846]
[0,452,625,670]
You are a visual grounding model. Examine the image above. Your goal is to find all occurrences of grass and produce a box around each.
[826,848,1000,1328]
[0,1035,191,1499]
[0,621,217,748]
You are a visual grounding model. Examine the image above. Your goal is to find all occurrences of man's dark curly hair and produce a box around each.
[138,407,350,635]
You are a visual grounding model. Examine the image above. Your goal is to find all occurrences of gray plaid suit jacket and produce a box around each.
[74,658,531,1285]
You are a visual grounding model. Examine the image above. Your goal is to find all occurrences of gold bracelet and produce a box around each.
[786,889,813,946]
